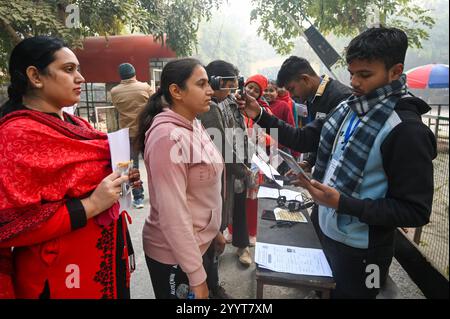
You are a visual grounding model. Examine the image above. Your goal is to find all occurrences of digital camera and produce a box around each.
[209,75,245,96]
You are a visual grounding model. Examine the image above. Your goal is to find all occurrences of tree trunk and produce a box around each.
[0,17,21,45]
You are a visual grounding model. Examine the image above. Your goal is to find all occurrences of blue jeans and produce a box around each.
[130,139,144,201]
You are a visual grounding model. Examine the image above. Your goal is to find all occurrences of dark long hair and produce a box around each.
[0,36,66,118]
[136,58,203,153]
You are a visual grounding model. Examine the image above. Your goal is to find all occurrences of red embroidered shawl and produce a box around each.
[0,110,112,238]
[0,110,116,298]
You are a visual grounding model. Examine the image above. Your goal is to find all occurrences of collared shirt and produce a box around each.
[307,75,331,122]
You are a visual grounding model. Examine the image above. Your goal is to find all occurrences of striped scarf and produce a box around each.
[219,96,249,162]
[312,74,408,197]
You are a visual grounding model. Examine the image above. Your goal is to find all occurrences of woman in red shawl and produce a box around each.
[0,36,138,299]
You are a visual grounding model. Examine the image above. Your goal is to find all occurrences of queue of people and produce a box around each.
[0,26,436,299]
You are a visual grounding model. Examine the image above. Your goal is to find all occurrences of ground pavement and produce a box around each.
[128,158,424,299]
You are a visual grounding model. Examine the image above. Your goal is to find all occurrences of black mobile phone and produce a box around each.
[238,76,245,96]
[278,149,311,181]
[262,209,276,221]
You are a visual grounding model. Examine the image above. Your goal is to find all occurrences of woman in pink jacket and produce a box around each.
[136,58,224,299]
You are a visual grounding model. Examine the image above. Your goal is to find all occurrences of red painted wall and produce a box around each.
[74,35,176,83]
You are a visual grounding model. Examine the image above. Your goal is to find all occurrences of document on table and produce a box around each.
[257,186,303,202]
[252,154,283,187]
[255,242,333,277]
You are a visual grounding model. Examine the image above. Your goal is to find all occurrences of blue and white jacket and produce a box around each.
[256,96,437,251]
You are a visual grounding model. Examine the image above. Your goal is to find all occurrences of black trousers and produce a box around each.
[146,244,219,299]
[311,207,392,299]
[231,191,249,248]
[203,241,219,292]
[145,255,190,299]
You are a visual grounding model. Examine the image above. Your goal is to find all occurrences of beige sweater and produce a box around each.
[111,79,153,138]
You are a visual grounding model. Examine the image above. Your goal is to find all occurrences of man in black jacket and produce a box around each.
[237,27,437,298]
[276,56,352,172]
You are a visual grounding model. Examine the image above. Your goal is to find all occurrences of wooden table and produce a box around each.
[255,197,336,298]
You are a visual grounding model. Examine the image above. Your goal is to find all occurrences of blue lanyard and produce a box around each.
[343,113,361,147]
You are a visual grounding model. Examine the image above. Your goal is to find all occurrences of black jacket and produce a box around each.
[308,77,352,120]
[257,96,437,249]
[304,77,352,166]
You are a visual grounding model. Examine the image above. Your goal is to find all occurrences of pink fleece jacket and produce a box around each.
[142,108,223,287]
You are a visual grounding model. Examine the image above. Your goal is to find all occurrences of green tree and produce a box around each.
[250,0,435,55]
[0,0,221,81]
[405,0,449,67]
[160,0,221,57]
[195,8,254,76]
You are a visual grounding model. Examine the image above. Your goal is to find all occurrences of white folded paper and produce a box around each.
[107,128,132,210]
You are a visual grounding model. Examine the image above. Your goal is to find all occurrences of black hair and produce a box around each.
[268,79,278,87]
[0,36,66,118]
[276,56,317,87]
[205,60,239,79]
[136,58,203,153]
[346,26,408,70]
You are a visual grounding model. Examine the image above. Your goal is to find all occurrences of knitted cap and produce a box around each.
[245,74,268,98]
[118,63,135,80]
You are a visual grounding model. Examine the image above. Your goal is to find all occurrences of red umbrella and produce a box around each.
[405,64,449,89]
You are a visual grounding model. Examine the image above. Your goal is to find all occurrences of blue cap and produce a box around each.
[118,63,135,80]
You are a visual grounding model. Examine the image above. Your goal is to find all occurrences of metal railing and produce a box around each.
[75,83,119,132]
[414,104,449,279]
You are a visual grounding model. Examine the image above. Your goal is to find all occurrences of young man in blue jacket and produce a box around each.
[237,26,437,298]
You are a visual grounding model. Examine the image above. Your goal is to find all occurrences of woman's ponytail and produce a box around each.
[0,72,28,118]
[135,89,165,153]
[135,58,202,154]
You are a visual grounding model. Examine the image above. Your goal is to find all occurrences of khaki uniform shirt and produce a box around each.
[111,79,153,138]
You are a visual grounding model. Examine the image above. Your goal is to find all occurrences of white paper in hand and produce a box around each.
[107,128,132,211]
